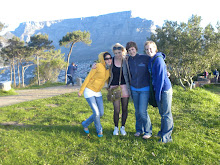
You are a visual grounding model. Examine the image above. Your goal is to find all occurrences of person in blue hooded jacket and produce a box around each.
[145,40,174,143]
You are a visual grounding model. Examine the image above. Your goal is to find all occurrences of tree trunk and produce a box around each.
[37,55,40,85]
[17,61,21,88]
[22,65,25,88]
[65,42,74,84]
[179,78,186,90]
[12,58,16,87]
[22,64,33,87]
[189,77,193,90]
[10,63,13,82]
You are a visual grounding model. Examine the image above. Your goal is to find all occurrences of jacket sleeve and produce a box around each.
[79,67,98,95]
[153,57,166,102]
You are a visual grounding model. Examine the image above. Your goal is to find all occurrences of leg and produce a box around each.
[113,99,120,127]
[131,90,143,134]
[139,91,152,136]
[121,97,129,126]
[83,96,104,134]
[67,75,72,85]
[71,76,75,86]
[157,88,173,143]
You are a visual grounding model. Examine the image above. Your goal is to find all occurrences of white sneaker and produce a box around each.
[113,126,119,135]
[120,126,127,136]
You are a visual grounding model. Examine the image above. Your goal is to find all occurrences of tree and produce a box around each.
[0,36,27,87]
[37,49,66,83]
[59,30,92,83]
[28,34,54,85]
[0,22,6,48]
[203,23,220,71]
[148,15,219,89]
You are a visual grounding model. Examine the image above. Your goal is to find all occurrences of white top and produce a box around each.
[83,87,102,98]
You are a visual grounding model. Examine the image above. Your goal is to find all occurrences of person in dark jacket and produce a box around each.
[145,41,173,143]
[126,41,152,139]
[66,62,77,86]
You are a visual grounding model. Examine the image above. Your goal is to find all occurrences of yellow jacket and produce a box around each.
[79,52,110,95]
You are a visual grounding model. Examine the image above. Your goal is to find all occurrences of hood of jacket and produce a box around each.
[152,52,166,60]
[98,52,107,67]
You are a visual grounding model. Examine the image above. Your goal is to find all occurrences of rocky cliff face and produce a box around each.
[1,11,156,84]
[12,11,155,62]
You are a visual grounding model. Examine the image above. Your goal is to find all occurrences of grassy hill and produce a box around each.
[0,85,219,164]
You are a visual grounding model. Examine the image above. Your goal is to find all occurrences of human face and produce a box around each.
[104,55,112,66]
[113,50,123,60]
[128,47,137,57]
[145,44,157,58]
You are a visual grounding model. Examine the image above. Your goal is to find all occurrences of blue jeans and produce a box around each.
[157,88,174,143]
[82,96,104,134]
[131,90,152,136]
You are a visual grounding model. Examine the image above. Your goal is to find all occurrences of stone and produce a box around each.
[0,81,12,91]
[76,78,82,86]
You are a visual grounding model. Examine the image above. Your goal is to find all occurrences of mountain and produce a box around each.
[11,11,155,62]
[0,11,156,84]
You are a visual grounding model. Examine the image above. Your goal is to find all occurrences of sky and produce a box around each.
[0,0,219,34]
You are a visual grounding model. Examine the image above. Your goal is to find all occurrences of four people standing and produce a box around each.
[78,41,174,143]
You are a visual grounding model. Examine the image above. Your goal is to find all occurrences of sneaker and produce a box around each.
[113,126,119,135]
[83,127,89,134]
[98,132,103,137]
[120,126,127,136]
[142,134,151,139]
[82,122,89,134]
[134,132,141,137]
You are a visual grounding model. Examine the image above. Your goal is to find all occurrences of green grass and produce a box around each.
[16,82,66,90]
[0,86,219,164]
[0,88,18,96]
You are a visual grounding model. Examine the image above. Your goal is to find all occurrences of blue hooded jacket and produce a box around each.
[148,52,172,102]
[128,54,150,88]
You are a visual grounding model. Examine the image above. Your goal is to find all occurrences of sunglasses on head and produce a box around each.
[104,57,112,60]
[113,47,122,50]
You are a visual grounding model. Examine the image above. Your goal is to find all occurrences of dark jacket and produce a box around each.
[128,54,150,88]
[67,65,77,76]
[148,52,172,102]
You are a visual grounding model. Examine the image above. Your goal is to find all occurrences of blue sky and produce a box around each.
[0,0,219,34]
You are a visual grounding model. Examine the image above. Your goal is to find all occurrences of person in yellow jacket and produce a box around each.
[78,52,112,137]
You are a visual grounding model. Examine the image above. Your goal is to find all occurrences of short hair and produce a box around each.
[126,41,138,52]
[112,43,127,57]
[144,41,158,53]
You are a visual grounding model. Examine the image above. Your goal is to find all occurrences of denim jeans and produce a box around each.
[157,88,174,143]
[67,75,74,85]
[131,90,152,136]
[82,96,104,134]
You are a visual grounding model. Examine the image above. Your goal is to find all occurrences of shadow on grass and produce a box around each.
[0,121,169,144]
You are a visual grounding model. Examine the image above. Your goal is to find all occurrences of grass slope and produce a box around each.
[0,86,219,164]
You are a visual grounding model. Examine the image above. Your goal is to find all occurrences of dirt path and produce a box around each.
[0,85,80,107]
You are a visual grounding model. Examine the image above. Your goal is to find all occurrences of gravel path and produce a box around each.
[0,85,80,107]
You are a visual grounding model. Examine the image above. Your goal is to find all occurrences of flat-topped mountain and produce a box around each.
[11,11,155,62]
